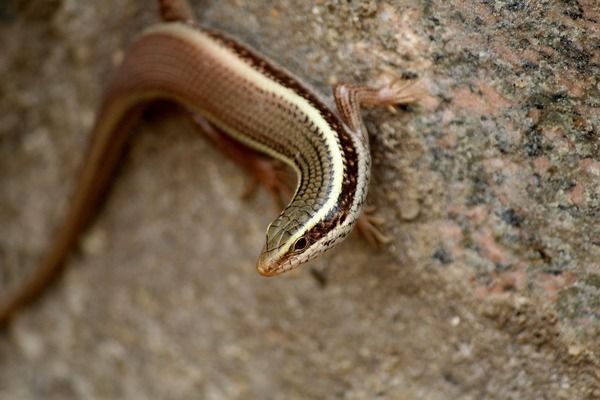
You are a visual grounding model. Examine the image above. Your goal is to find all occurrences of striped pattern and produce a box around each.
[132,23,371,274]
[0,18,374,324]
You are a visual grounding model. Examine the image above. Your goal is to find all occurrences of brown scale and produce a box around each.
[0,2,418,321]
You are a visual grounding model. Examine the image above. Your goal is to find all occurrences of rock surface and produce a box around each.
[0,0,598,399]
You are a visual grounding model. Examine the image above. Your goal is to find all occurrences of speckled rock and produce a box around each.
[0,0,598,399]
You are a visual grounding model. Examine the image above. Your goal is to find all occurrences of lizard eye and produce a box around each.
[293,237,307,252]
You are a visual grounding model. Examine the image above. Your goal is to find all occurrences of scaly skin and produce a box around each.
[0,0,418,325]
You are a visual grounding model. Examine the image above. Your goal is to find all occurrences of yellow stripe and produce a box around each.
[143,23,346,256]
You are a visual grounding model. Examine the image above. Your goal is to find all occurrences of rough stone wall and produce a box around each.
[0,0,598,399]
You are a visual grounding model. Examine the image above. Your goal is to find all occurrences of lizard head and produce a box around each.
[256,206,351,276]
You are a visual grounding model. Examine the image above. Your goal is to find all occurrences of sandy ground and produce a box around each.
[0,0,599,399]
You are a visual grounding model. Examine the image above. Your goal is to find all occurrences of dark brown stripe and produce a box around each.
[197,24,360,243]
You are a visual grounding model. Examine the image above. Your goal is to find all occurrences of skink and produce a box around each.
[0,0,416,324]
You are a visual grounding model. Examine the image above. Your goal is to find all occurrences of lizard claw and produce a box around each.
[240,158,293,210]
[374,75,420,108]
[191,114,293,211]
[356,206,392,247]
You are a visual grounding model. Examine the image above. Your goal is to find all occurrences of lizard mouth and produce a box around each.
[256,248,289,277]
[256,256,279,277]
